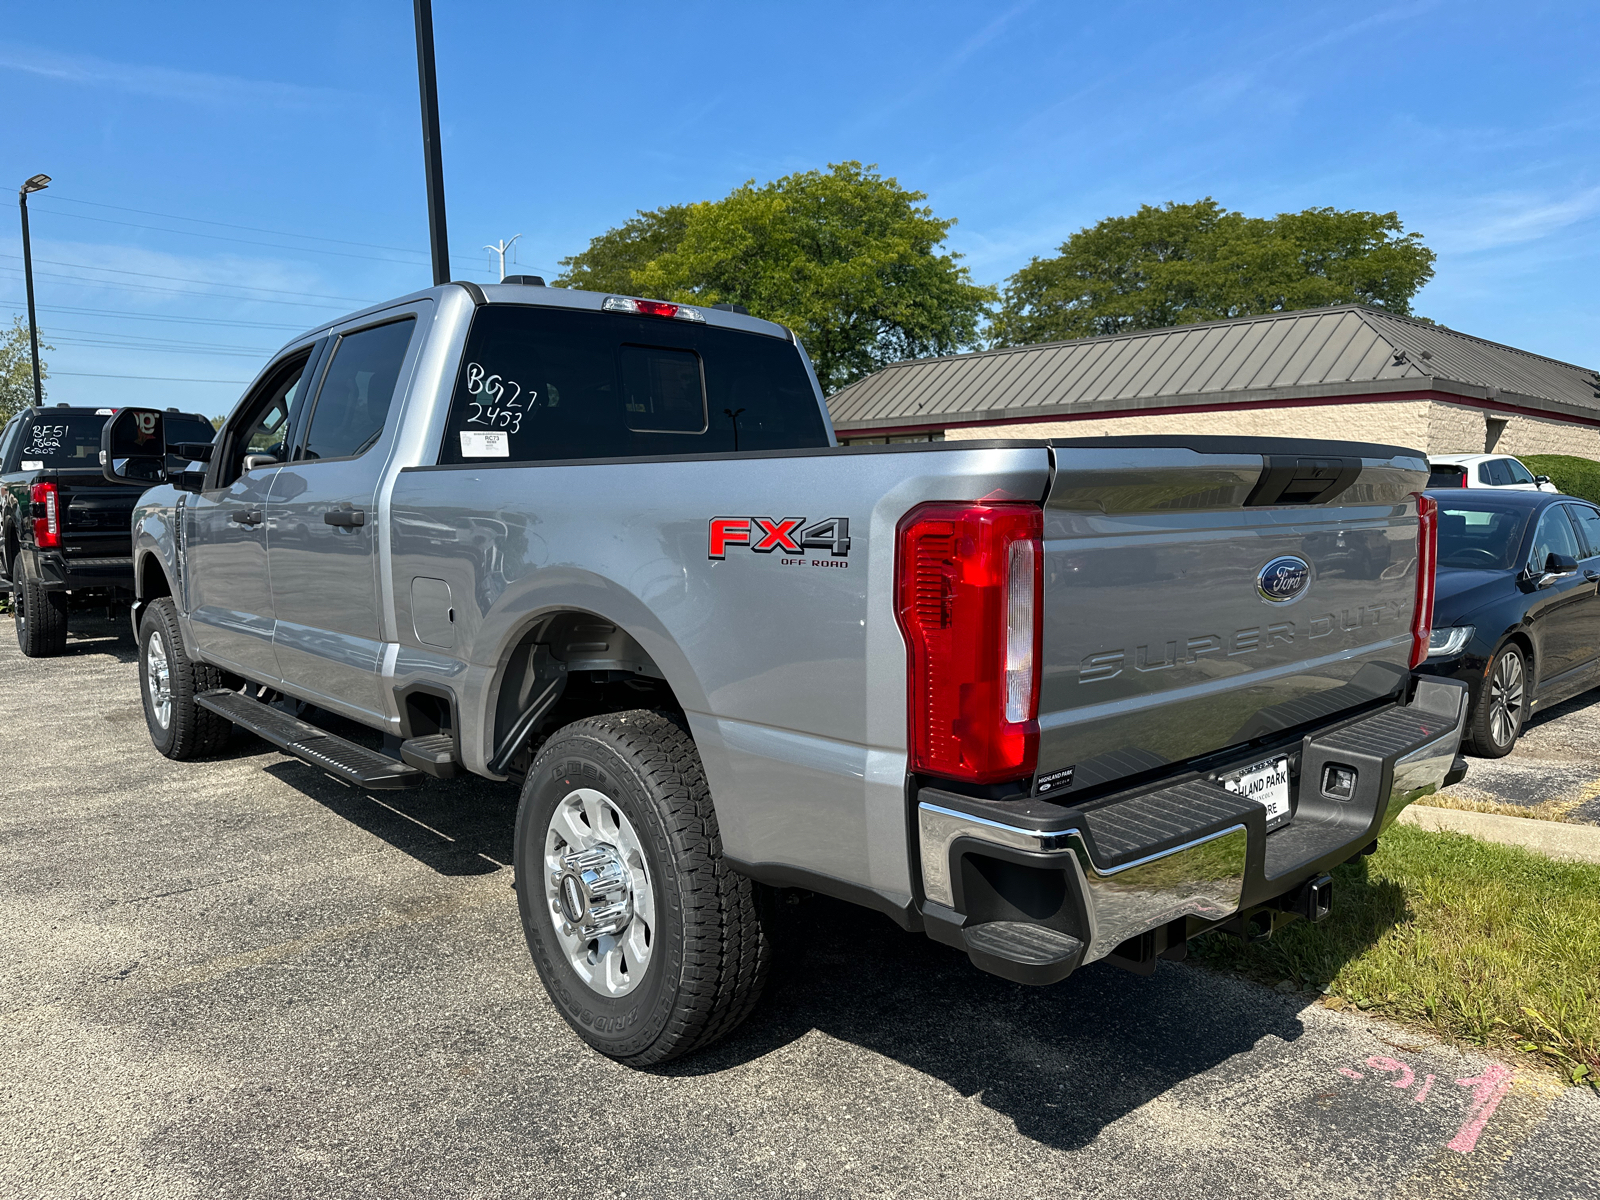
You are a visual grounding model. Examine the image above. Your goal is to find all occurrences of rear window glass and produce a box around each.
[166,416,216,447]
[16,412,108,468]
[1427,465,1466,488]
[438,306,828,465]
[1436,504,1532,570]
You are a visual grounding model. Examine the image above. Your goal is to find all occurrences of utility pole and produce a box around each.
[483,235,521,282]
[413,0,451,286]
[18,174,50,405]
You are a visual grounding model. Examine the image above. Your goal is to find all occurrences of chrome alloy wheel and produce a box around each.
[145,629,173,730]
[544,788,654,998]
[1487,650,1525,750]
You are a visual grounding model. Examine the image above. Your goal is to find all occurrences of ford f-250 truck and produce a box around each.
[104,279,1468,1066]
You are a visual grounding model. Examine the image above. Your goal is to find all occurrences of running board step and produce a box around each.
[196,689,426,790]
[399,733,457,779]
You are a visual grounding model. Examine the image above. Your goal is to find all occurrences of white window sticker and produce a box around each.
[459,430,509,458]
[21,460,43,471]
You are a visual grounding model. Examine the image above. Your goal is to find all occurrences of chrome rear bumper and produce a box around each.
[916,678,1468,983]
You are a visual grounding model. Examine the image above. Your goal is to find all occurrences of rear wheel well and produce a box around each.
[489,610,680,779]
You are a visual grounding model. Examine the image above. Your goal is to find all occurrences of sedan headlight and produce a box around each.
[1428,625,1475,658]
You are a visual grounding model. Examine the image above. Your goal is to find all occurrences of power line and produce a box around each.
[41,194,433,256]
[0,253,374,303]
[50,337,274,358]
[50,371,250,383]
[32,304,307,330]
[43,325,275,351]
[32,208,440,267]
[0,266,355,310]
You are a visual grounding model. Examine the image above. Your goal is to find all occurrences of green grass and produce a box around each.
[1519,454,1600,504]
[1193,823,1600,1083]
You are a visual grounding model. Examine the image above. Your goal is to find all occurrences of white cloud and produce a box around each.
[0,41,356,110]
[1421,187,1600,254]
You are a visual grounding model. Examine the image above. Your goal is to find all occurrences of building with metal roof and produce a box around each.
[827,305,1600,459]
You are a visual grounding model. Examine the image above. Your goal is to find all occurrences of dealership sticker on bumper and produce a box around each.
[1223,755,1292,831]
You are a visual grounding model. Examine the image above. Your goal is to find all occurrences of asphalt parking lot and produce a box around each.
[1444,691,1600,824]
[2,615,1596,1200]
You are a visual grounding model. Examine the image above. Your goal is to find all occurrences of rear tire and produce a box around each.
[514,709,771,1067]
[1469,643,1528,758]
[14,557,67,657]
[138,597,233,760]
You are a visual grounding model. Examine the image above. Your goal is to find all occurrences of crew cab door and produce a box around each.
[267,311,422,719]
[187,344,322,681]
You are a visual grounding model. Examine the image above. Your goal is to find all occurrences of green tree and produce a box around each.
[554,205,691,295]
[989,199,1436,346]
[557,163,995,393]
[1,315,51,425]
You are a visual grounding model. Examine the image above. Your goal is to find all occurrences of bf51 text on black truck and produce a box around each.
[102,279,1467,1066]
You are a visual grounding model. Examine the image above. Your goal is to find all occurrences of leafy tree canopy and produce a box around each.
[556,163,994,392]
[988,199,1436,346]
[1,315,50,426]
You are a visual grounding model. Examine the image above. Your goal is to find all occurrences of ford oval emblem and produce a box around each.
[1257,556,1311,603]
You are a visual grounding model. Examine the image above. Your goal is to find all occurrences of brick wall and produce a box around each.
[934,398,1600,462]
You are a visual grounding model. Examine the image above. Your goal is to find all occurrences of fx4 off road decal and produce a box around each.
[708,516,851,562]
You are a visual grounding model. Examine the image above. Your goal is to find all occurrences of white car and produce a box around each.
[1427,454,1559,492]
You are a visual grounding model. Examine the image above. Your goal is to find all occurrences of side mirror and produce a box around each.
[1534,475,1552,485]
[1547,552,1579,574]
[100,408,167,487]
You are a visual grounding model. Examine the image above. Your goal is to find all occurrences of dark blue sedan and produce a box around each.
[1416,488,1600,756]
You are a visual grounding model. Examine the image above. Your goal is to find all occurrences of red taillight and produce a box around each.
[1410,492,1437,669]
[31,481,60,549]
[896,502,1043,784]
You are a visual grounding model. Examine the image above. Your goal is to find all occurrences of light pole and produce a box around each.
[18,173,50,405]
[413,0,451,286]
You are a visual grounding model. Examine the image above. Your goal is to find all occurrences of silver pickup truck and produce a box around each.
[104,280,1468,1066]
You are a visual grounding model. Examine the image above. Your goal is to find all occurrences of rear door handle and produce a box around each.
[231,509,264,526]
[324,508,366,528]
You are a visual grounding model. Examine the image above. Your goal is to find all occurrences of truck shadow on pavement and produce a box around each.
[262,760,519,876]
[670,894,1331,1154]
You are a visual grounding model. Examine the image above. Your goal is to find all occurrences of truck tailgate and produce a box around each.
[1035,439,1428,798]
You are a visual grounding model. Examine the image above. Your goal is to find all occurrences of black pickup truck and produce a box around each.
[0,404,215,656]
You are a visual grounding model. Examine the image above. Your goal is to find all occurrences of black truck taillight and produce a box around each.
[895,502,1043,785]
[31,481,60,549]
[1409,492,1438,669]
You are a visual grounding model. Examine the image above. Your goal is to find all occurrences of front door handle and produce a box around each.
[1586,570,1600,583]
[323,508,366,528]
[230,509,264,526]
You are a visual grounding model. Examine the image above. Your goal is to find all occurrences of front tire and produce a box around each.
[1469,643,1528,758]
[513,710,771,1067]
[14,557,67,658]
[138,597,233,760]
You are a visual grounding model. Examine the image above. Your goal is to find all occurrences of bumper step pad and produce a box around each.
[962,922,1084,985]
[197,689,425,791]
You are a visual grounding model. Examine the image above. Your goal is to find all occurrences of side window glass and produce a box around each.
[1485,459,1513,485]
[1567,505,1600,559]
[1505,459,1535,485]
[1477,462,1494,485]
[1530,506,1582,569]
[300,318,415,462]
[0,419,20,470]
[220,351,314,487]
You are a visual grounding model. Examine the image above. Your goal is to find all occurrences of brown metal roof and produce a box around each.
[827,306,1600,432]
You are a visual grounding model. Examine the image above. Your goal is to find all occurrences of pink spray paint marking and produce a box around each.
[1447,1065,1514,1153]
[1367,1056,1415,1089]
[1413,1074,1436,1104]
[1338,1067,1364,1079]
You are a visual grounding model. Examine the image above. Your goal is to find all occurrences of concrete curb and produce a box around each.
[1398,804,1600,864]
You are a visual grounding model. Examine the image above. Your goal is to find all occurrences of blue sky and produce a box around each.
[3,1,1597,417]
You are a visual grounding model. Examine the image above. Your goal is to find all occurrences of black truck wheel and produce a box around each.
[14,558,67,657]
[1469,643,1528,758]
[514,709,771,1067]
[138,597,233,759]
